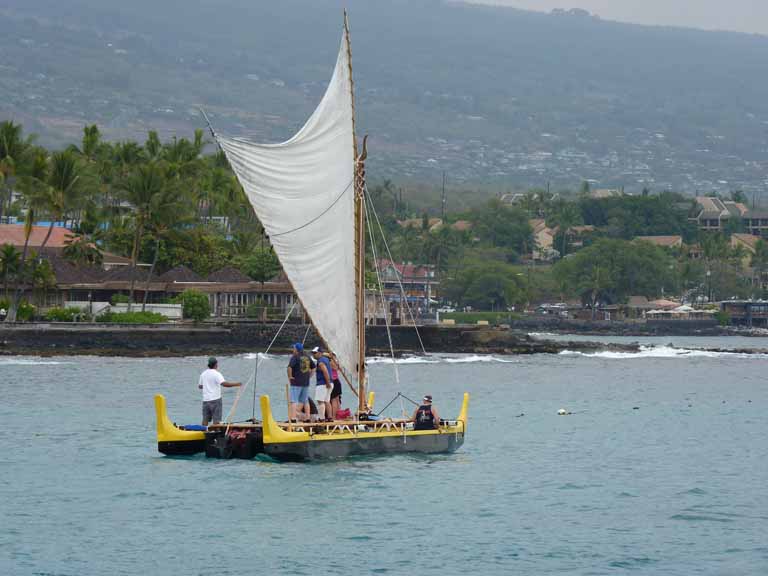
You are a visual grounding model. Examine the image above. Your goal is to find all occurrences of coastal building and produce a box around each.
[449,220,472,232]
[397,217,443,232]
[24,254,419,323]
[31,257,300,320]
[634,235,683,249]
[530,219,559,261]
[721,300,768,327]
[364,287,414,326]
[646,305,716,321]
[0,224,76,251]
[376,259,439,310]
[623,295,655,319]
[589,188,622,199]
[647,298,681,310]
[742,211,768,238]
[689,197,749,232]
[2,226,436,321]
[499,192,527,205]
[689,198,768,237]
[0,224,135,269]
[730,233,762,270]
[567,225,596,250]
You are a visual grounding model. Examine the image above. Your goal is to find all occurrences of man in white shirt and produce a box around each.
[198,357,242,426]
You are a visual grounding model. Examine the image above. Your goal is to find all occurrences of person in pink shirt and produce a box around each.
[328,352,342,420]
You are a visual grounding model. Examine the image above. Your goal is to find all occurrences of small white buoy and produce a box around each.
[557,408,569,416]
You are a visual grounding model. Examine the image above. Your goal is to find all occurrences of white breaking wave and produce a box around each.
[0,359,73,365]
[367,356,439,365]
[243,352,278,360]
[443,354,517,364]
[367,354,516,364]
[559,345,768,359]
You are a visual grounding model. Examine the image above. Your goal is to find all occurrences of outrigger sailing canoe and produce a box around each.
[155,14,469,461]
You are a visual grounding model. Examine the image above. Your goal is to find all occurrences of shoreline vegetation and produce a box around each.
[1,322,767,358]
[2,120,767,331]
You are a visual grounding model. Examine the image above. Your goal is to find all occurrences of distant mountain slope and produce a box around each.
[2,0,768,194]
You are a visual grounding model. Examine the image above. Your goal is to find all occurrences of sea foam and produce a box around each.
[559,345,768,359]
[367,354,516,364]
[0,359,73,366]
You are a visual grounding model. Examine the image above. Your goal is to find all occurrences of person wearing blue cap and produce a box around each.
[287,343,314,421]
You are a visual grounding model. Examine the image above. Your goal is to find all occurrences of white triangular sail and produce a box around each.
[217,33,359,384]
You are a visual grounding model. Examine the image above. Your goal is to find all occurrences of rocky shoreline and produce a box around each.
[0,322,766,358]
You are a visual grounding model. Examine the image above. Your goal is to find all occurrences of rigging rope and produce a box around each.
[398,392,421,407]
[364,184,427,355]
[375,391,418,417]
[270,179,354,237]
[224,300,298,434]
[364,194,399,386]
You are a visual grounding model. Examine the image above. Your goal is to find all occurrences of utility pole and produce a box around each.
[441,171,446,218]
[437,172,447,315]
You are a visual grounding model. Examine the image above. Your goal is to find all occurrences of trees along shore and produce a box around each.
[364,180,765,314]
[0,120,765,322]
[0,120,279,321]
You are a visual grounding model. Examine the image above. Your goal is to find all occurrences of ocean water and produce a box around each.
[1,341,767,575]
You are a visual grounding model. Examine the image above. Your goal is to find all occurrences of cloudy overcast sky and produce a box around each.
[474,1,768,35]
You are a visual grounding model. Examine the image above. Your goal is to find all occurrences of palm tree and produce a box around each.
[31,258,56,308]
[230,227,261,257]
[81,125,101,161]
[32,150,88,252]
[6,207,35,322]
[751,239,768,296]
[145,131,162,161]
[164,132,205,179]
[582,264,612,320]
[114,141,144,176]
[0,243,20,299]
[122,162,167,310]
[0,120,34,221]
[141,181,191,311]
[549,200,581,257]
[5,150,87,321]
[63,233,103,267]
[518,191,534,217]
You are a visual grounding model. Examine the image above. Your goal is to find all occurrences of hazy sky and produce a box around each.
[475,1,768,36]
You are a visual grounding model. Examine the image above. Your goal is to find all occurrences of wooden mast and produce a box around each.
[344,11,367,413]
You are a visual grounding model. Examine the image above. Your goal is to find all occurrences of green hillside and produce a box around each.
[2,0,768,195]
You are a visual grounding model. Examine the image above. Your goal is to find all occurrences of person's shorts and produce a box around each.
[331,379,342,400]
[202,398,222,423]
[290,385,309,404]
[315,384,331,402]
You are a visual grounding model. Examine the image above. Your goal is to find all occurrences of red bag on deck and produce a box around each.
[336,408,351,419]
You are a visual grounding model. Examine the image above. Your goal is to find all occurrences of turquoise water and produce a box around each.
[2,344,767,575]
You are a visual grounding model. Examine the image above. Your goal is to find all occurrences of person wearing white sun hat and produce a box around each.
[311,346,333,421]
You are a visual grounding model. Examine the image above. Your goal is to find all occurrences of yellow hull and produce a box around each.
[154,392,469,461]
[154,395,206,455]
[259,393,469,461]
